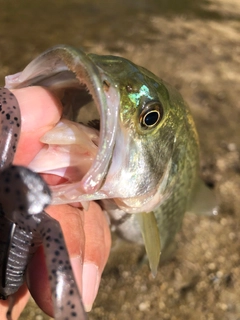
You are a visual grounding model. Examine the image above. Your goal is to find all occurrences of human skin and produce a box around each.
[0,86,111,319]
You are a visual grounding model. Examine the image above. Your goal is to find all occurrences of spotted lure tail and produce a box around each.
[0,89,87,319]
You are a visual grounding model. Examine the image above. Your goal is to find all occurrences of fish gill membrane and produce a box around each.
[5,45,217,276]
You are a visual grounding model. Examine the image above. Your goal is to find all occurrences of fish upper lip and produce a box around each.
[79,69,120,194]
[5,45,120,198]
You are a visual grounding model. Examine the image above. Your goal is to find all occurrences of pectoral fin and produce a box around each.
[137,211,161,277]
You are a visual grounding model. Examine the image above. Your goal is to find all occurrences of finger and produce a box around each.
[12,87,112,315]
[0,284,29,320]
[82,202,111,311]
[12,86,62,166]
[27,202,111,316]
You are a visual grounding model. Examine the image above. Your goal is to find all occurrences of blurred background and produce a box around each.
[0,0,240,319]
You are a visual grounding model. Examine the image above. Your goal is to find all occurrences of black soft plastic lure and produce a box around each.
[0,88,86,320]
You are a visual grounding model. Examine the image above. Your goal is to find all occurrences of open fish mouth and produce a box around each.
[5,45,120,204]
[5,45,175,214]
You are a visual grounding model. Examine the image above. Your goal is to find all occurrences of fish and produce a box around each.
[5,45,206,276]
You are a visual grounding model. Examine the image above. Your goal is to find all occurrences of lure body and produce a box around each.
[0,88,86,319]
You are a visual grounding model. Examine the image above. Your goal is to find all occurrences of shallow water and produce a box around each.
[1,0,240,319]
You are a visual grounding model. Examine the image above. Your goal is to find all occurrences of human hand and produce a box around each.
[0,86,111,319]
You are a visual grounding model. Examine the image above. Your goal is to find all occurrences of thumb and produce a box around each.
[12,86,62,166]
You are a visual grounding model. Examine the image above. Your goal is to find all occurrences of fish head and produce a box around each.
[5,46,198,214]
[90,55,177,212]
[87,54,198,213]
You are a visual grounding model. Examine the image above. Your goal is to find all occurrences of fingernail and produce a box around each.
[82,263,100,312]
[70,257,83,294]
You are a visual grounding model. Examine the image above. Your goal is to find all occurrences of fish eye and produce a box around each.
[140,101,163,128]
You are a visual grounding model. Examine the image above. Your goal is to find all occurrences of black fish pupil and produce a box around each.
[144,111,159,127]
